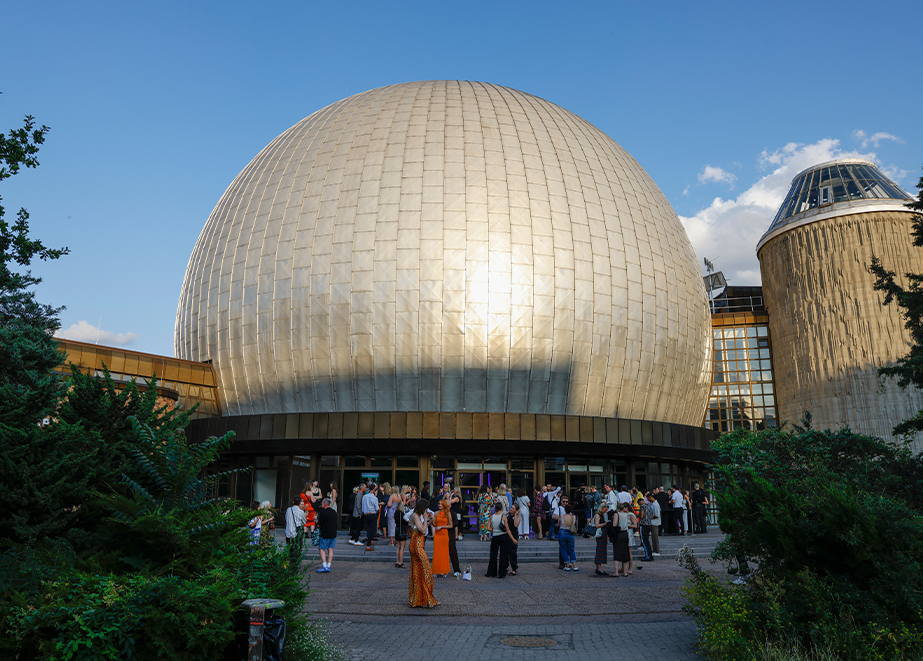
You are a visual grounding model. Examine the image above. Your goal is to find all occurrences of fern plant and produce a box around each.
[104,416,251,577]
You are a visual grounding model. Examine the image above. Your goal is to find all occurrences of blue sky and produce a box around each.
[3,0,920,356]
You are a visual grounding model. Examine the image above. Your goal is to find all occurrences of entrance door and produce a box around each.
[508,472,534,499]
[458,472,481,533]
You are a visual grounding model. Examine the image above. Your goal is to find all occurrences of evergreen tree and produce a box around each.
[869,165,923,437]
[0,116,96,544]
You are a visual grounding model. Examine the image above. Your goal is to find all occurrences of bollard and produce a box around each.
[242,598,285,661]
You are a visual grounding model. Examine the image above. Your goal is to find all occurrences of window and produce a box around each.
[820,186,832,205]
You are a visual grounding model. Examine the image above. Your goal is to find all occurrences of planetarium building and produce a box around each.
[175,81,717,512]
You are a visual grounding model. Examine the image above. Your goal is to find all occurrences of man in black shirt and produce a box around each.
[654,486,671,535]
[315,498,338,573]
[691,484,710,534]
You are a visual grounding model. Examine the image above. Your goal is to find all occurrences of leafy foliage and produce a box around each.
[0,111,332,659]
[685,424,923,660]
[869,165,923,437]
[101,416,250,576]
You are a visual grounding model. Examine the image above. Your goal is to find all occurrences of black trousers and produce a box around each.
[364,513,378,546]
[501,537,518,574]
[349,515,362,541]
[693,506,707,533]
[447,528,461,574]
[486,535,509,577]
[640,525,653,559]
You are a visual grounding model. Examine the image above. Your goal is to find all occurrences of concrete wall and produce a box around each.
[759,209,923,451]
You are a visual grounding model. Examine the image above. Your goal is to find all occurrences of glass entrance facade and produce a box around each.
[211,450,707,529]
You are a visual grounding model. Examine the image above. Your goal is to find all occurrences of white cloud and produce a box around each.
[55,320,139,347]
[679,138,881,286]
[853,129,904,149]
[697,165,737,186]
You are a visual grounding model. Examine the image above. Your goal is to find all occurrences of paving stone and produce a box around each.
[304,533,728,659]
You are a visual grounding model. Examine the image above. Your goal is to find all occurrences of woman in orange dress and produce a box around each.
[408,499,439,608]
[431,498,451,577]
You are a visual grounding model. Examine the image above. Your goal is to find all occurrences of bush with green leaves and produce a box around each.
[684,422,923,660]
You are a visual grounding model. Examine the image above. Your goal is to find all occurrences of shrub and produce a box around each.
[683,424,923,661]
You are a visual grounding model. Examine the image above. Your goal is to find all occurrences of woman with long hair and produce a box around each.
[394,489,409,568]
[683,489,693,536]
[378,483,391,537]
[449,486,464,541]
[387,484,402,546]
[408,499,439,608]
[501,502,521,576]
[431,498,452,577]
[557,504,578,571]
[477,484,493,542]
[593,502,610,575]
[612,503,632,576]
[515,489,531,540]
[485,502,510,578]
[299,486,315,536]
[327,483,338,513]
[531,486,545,539]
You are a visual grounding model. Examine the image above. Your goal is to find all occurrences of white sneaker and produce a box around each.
[652,552,661,556]
[572,566,579,571]
[564,566,572,571]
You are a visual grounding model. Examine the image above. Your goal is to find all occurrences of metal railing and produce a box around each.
[710,296,764,314]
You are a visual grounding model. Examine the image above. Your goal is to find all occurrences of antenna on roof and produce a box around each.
[704,257,714,274]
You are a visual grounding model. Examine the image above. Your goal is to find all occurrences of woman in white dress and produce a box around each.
[515,489,531,539]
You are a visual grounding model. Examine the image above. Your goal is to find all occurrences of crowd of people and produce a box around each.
[263,477,711,607]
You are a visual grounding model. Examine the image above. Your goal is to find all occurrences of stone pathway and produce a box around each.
[304,532,727,660]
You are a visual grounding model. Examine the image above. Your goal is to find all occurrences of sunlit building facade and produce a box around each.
[702,285,778,432]
[758,159,922,451]
[173,81,718,514]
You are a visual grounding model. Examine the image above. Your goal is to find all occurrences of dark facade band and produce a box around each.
[187,411,717,465]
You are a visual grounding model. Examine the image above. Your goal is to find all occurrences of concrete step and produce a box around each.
[290,530,722,563]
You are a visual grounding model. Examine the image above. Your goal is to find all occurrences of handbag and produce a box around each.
[462,565,472,581]
[310,529,321,547]
[594,526,603,539]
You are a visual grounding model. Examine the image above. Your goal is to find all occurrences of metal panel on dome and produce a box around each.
[175,81,712,426]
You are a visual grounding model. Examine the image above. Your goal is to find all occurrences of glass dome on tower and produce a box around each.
[758,159,911,250]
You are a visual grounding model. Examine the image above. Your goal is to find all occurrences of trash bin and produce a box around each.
[241,598,286,661]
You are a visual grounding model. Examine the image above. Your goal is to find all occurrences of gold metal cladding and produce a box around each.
[175,81,712,424]
[190,410,712,453]
[56,338,221,417]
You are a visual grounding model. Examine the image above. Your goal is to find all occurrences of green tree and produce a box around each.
[0,115,99,545]
[687,424,923,659]
[869,165,923,437]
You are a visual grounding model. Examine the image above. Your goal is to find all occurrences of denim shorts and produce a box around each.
[318,537,336,550]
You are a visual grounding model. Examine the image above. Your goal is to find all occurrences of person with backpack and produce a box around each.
[584,486,601,537]
[542,486,554,539]
[284,496,306,560]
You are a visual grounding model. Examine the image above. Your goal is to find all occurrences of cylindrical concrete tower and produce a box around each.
[757,159,922,446]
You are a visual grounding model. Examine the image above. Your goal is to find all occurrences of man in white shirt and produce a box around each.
[670,486,686,535]
[285,496,307,559]
[616,485,632,505]
[604,484,619,513]
[544,485,562,539]
[362,483,380,550]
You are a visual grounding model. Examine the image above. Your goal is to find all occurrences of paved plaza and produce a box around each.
[303,531,725,660]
